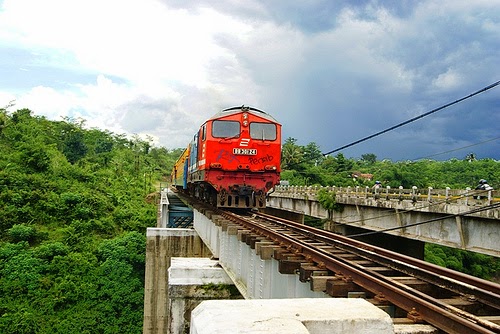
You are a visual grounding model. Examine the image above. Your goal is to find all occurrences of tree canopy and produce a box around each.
[280,137,499,190]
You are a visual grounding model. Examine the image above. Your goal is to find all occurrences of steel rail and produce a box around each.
[217,209,500,334]
[251,213,500,333]
[256,211,500,308]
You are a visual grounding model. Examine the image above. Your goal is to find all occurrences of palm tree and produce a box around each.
[281,137,303,169]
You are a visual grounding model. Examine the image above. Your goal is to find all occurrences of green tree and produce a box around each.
[7,224,37,244]
[303,142,324,166]
[281,137,303,170]
[19,142,51,172]
[360,153,377,164]
[62,131,88,164]
[0,109,179,332]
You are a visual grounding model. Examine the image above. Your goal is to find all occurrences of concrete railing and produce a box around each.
[271,185,499,206]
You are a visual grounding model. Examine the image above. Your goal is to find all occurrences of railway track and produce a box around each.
[190,201,500,334]
[171,186,500,333]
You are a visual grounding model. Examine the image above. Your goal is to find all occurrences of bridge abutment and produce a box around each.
[143,228,212,334]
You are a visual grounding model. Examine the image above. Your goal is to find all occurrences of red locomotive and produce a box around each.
[172,106,281,208]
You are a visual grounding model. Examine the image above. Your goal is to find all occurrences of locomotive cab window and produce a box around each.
[201,124,207,141]
[212,120,240,138]
[250,122,276,141]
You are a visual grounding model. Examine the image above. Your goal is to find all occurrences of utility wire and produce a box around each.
[412,136,500,160]
[323,80,500,156]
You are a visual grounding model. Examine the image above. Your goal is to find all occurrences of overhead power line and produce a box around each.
[323,80,500,156]
[413,136,500,160]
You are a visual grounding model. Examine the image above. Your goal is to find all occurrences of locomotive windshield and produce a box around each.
[250,122,276,141]
[212,120,240,138]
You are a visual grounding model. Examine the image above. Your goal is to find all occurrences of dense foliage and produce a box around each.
[281,137,500,281]
[0,109,181,333]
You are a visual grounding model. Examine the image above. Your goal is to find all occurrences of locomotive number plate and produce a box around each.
[233,148,257,155]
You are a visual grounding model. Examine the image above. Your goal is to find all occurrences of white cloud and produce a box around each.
[432,69,462,90]
[14,86,80,119]
[0,0,259,148]
[6,75,188,145]
[0,0,251,87]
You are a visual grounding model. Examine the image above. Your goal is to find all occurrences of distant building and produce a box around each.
[351,172,373,181]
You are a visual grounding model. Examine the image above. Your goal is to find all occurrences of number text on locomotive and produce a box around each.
[233,148,257,155]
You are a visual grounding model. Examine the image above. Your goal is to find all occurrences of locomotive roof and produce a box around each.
[207,105,279,123]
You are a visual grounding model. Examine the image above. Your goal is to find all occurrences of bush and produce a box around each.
[7,224,37,244]
[317,188,343,212]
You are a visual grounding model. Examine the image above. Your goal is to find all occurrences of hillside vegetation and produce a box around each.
[0,109,498,332]
[0,108,180,333]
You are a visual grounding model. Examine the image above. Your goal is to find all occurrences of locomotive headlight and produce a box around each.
[243,120,248,127]
[265,165,276,170]
[210,163,222,169]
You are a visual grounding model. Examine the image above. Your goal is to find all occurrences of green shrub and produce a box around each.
[317,188,343,212]
[7,224,37,244]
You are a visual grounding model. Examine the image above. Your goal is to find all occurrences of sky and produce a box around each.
[0,0,499,161]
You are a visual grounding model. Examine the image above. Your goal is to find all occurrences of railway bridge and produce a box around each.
[143,187,500,334]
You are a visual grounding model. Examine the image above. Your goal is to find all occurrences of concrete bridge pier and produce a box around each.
[143,228,212,334]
